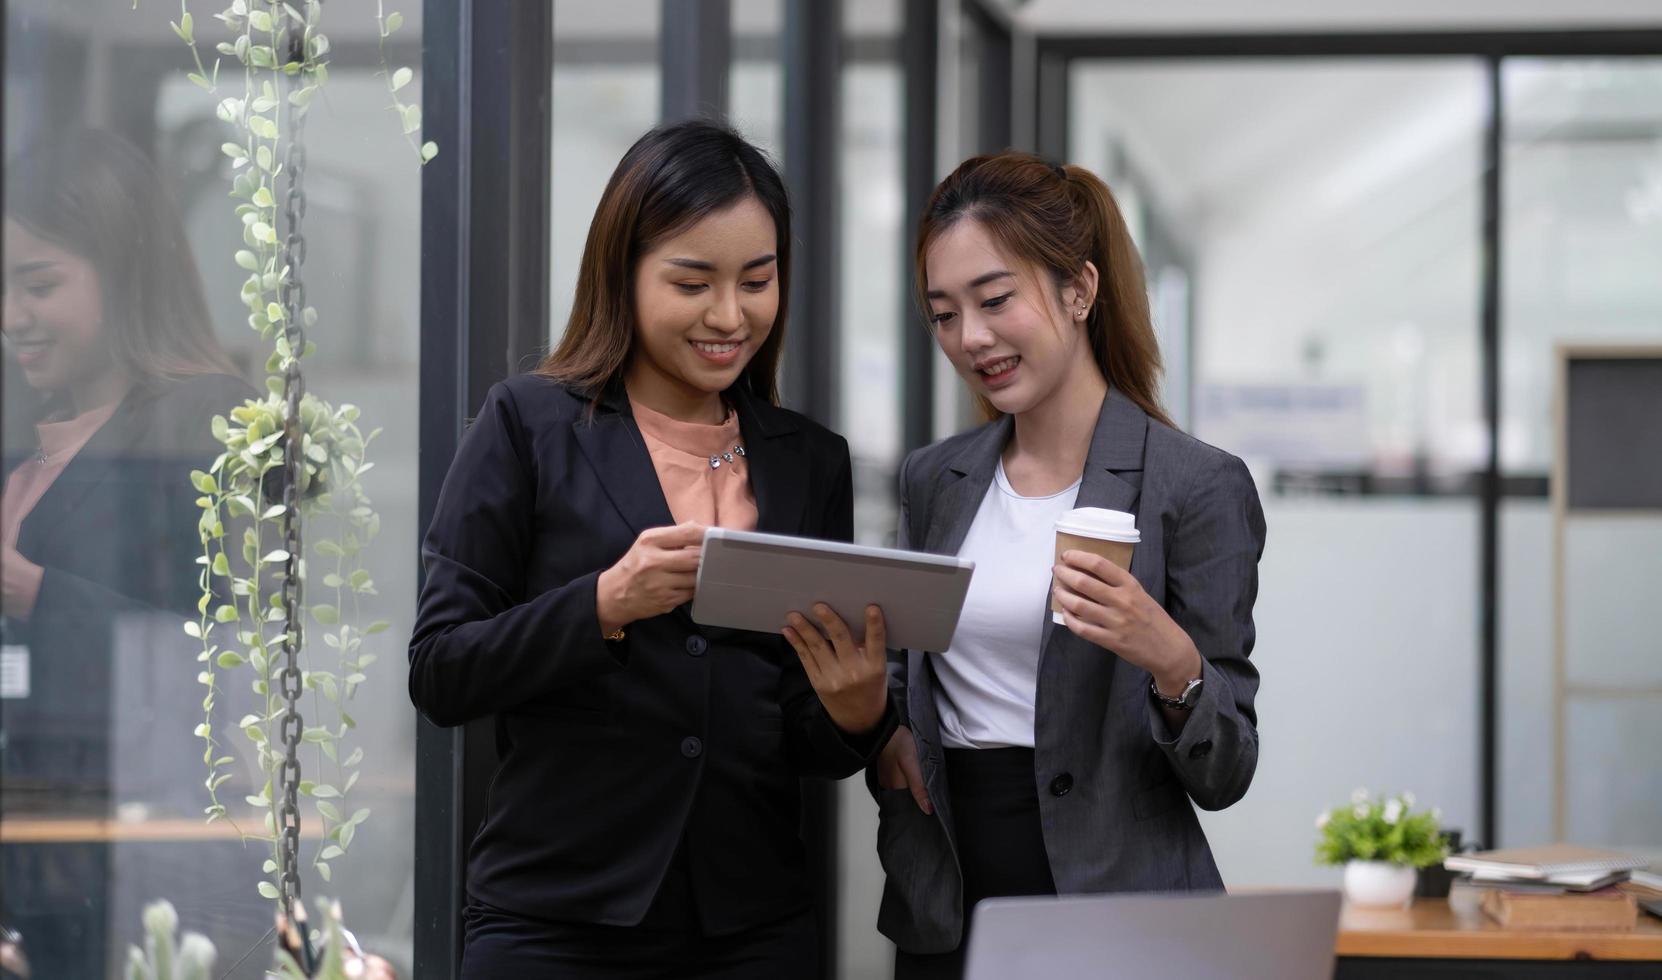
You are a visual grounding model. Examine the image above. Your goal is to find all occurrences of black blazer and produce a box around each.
[3,373,257,810]
[408,375,897,932]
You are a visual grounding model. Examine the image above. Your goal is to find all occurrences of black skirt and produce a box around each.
[894,746,1057,980]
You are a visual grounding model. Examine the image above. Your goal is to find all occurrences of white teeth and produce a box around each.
[980,356,1019,376]
[693,341,740,354]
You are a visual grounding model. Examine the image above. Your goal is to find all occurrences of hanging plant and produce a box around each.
[154,0,429,903]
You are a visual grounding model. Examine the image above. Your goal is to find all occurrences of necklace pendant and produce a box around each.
[733,445,746,458]
[709,455,722,470]
[722,451,735,464]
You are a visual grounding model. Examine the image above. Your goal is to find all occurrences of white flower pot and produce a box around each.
[1343,860,1418,908]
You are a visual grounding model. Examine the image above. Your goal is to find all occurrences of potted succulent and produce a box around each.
[1316,790,1448,908]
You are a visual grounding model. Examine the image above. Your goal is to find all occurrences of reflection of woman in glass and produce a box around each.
[2,129,253,976]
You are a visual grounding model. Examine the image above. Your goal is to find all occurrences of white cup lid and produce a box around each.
[1054,507,1139,543]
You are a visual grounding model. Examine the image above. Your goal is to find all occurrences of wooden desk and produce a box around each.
[0,812,319,844]
[1337,889,1662,979]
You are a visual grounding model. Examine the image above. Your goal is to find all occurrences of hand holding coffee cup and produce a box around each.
[1052,508,1202,686]
[1051,508,1139,625]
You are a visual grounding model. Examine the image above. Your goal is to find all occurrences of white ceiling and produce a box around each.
[1015,0,1662,33]
[1070,61,1487,228]
[7,0,425,43]
[13,0,1658,48]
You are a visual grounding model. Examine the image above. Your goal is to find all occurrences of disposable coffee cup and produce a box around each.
[1052,507,1139,625]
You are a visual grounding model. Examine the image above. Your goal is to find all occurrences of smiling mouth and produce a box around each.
[691,340,742,355]
[10,340,54,364]
[976,355,1020,379]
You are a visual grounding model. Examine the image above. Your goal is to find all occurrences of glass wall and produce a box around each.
[3,1,421,976]
[840,3,907,551]
[549,1,660,348]
[1070,59,1488,887]
[1498,57,1662,854]
[731,0,784,161]
[834,5,907,977]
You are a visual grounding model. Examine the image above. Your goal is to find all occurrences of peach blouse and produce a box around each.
[629,398,759,532]
[2,403,120,551]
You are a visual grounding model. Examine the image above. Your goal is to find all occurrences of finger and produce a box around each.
[1053,562,1117,607]
[1052,583,1110,633]
[782,625,823,682]
[1059,607,1113,650]
[786,612,832,669]
[659,549,704,572]
[812,604,856,661]
[862,605,888,659]
[648,522,709,549]
[901,750,932,813]
[1062,549,1131,586]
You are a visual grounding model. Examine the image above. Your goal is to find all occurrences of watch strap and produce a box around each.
[1150,675,1202,710]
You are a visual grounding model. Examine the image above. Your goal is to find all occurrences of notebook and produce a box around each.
[1446,844,1651,880]
[1471,869,1630,893]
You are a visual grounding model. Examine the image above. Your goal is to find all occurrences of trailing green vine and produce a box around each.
[153,0,426,902]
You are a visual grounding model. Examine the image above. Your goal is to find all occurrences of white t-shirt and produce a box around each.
[934,460,1081,749]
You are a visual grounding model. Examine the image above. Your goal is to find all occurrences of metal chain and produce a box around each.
[275,7,312,920]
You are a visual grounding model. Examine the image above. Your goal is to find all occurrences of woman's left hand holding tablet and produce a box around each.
[782,604,889,736]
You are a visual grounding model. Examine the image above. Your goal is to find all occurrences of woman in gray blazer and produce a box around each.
[869,152,1265,979]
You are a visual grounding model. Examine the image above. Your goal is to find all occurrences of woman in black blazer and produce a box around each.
[409,121,896,979]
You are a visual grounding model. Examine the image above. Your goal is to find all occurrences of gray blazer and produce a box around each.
[873,387,1266,954]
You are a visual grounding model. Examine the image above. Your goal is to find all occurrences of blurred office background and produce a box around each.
[4,1,1660,977]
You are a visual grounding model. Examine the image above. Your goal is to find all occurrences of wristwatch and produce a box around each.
[1149,674,1203,711]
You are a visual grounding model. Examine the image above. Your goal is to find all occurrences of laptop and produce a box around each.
[964,890,1342,980]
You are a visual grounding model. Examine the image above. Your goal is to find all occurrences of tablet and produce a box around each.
[691,528,974,653]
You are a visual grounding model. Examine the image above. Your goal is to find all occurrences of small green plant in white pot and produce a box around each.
[1316,790,1448,908]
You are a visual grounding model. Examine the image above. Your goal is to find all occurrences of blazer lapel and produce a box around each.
[16,390,151,560]
[731,386,807,536]
[921,416,1011,557]
[1038,386,1150,656]
[570,384,676,536]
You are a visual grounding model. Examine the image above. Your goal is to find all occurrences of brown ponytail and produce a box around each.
[915,151,1174,428]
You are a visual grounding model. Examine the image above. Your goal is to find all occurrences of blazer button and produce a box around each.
[681,736,703,759]
[1049,773,1074,797]
[1189,739,1213,761]
[685,635,708,657]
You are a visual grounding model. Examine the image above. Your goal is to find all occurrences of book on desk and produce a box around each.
[1443,844,1656,930]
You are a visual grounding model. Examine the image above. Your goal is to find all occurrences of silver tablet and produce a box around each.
[691,528,974,653]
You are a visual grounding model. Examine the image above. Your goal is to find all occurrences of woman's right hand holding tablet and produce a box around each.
[596,522,707,635]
